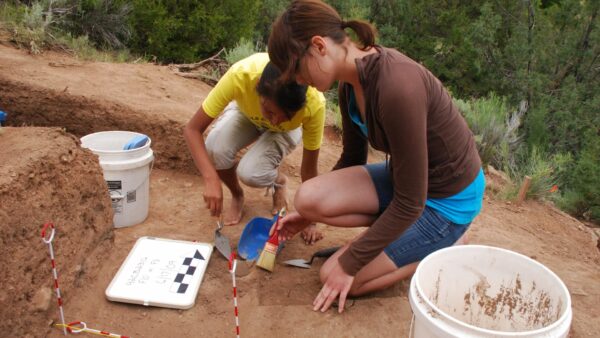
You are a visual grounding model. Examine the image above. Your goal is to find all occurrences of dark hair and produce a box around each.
[256,62,308,119]
[268,0,377,81]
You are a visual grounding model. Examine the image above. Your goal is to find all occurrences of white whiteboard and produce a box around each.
[105,237,213,309]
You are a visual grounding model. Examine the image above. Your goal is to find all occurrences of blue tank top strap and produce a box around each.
[347,86,368,137]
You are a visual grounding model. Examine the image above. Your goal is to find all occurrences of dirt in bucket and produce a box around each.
[459,274,561,331]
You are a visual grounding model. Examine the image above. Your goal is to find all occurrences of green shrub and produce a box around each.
[253,0,288,44]
[324,89,342,132]
[0,1,135,61]
[556,189,589,217]
[224,38,259,65]
[518,148,555,200]
[60,0,132,49]
[1,2,50,51]
[565,140,600,220]
[128,0,259,63]
[22,2,49,29]
[500,147,565,202]
[454,94,523,171]
[53,33,132,62]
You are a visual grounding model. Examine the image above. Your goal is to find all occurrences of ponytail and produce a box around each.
[341,19,376,50]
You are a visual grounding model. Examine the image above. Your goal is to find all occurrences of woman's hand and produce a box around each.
[203,177,223,217]
[300,223,323,245]
[313,261,354,313]
[275,211,312,241]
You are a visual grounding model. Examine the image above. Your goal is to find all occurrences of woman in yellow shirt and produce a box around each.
[183,53,326,244]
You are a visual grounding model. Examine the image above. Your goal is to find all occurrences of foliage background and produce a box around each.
[1,0,598,221]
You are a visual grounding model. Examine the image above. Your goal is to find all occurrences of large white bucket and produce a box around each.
[409,245,571,338]
[81,131,154,228]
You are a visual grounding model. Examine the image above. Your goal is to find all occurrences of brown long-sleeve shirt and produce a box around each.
[335,46,481,275]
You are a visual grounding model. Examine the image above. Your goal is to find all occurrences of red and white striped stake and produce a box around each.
[228,253,240,338]
[56,321,129,338]
[41,222,67,336]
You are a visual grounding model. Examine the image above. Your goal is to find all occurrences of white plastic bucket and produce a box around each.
[81,131,154,228]
[409,245,571,338]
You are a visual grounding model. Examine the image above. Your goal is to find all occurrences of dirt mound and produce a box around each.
[0,44,211,174]
[0,127,114,337]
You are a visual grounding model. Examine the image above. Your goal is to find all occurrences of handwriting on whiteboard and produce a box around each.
[125,257,178,286]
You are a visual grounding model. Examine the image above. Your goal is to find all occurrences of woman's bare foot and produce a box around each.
[271,176,288,215]
[224,193,244,226]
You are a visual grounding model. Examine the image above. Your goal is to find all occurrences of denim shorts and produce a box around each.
[365,162,470,267]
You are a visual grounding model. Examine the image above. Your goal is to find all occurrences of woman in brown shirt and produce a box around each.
[268,0,484,313]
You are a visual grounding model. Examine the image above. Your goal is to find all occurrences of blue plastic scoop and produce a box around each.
[123,135,149,150]
[237,214,279,261]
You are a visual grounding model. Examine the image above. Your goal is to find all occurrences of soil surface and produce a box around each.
[0,44,598,338]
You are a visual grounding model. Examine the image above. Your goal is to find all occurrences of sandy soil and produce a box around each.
[0,44,598,338]
[0,127,114,337]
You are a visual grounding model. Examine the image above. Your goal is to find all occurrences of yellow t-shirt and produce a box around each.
[202,53,326,150]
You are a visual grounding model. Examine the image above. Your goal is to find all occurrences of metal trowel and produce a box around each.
[283,246,341,269]
[214,218,232,259]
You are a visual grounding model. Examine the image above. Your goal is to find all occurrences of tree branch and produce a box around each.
[552,7,598,89]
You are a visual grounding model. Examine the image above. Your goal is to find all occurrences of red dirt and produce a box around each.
[0,44,598,337]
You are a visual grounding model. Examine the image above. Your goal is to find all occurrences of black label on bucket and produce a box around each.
[127,190,136,203]
[107,180,122,190]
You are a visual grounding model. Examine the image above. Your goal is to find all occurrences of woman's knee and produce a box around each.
[236,159,277,187]
[205,137,236,170]
[294,180,325,215]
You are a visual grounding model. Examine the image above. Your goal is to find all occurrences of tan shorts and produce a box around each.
[205,102,301,187]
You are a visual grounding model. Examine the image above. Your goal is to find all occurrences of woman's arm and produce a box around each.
[338,66,429,276]
[300,148,319,182]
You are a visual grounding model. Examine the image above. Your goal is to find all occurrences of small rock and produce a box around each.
[73,264,84,278]
[184,182,193,188]
[30,287,52,312]
[60,154,72,163]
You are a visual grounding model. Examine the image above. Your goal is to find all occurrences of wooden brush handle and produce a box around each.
[268,212,282,237]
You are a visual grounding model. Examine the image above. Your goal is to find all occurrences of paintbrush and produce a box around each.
[256,208,285,272]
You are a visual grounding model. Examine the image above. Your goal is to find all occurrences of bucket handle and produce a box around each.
[109,159,154,200]
[409,314,415,338]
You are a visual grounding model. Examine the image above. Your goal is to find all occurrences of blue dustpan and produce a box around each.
[238,214,280,261]
[123,135,149,150]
